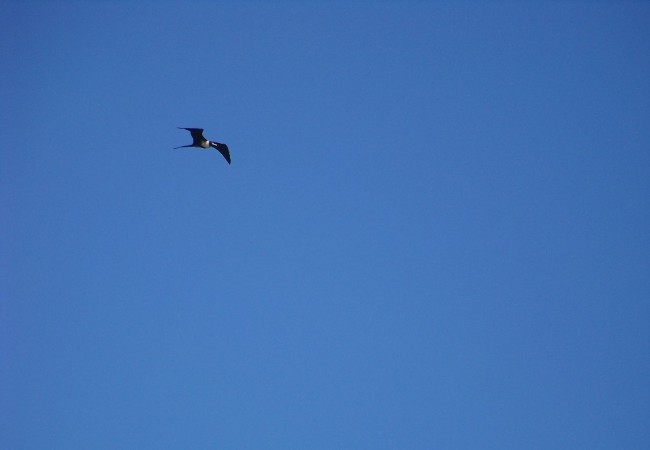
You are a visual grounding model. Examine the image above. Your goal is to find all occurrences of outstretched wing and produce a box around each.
[211,142,231,164]
[178,127,205,142]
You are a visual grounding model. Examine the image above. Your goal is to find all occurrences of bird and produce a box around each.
[175,127,231,164]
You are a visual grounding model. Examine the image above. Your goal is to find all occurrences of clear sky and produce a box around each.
[2,1,649,448]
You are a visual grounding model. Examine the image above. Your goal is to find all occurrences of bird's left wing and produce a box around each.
[211,142,231,164]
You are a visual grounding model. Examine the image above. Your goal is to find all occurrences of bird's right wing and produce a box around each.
[178,127,205,141]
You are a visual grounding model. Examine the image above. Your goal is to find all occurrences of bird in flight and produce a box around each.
[175,127,231,164]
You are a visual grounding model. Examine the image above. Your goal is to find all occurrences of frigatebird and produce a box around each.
[175,127,231,164]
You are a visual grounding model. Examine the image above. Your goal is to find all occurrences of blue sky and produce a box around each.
[2,1,649,448]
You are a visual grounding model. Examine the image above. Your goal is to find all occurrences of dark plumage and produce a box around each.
[175,127,231,164]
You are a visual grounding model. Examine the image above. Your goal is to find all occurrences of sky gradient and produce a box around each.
[2,1,649,448]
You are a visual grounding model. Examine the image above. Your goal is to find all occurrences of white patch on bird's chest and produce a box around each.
[200,140,210,148]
